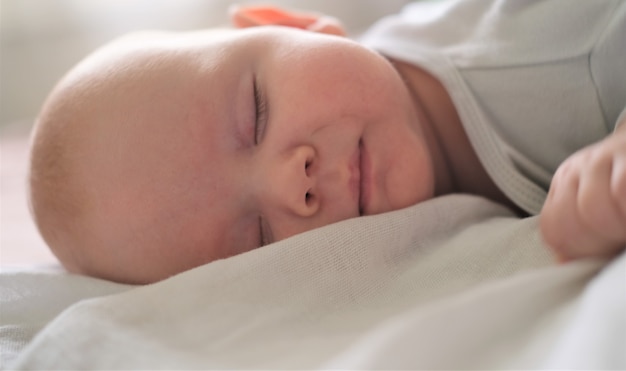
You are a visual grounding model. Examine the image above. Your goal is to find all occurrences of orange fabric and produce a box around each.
[230,5,346,36]
[231,6,317,29]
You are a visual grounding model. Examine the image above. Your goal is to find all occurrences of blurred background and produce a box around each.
[1,0,412,128]
[0,0,410,266]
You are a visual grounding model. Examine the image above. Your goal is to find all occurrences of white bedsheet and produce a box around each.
[2,195,624,369]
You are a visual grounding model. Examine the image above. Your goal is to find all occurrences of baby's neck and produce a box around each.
[391,59,525,215]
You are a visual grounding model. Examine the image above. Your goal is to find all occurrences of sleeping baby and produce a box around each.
[29,1,626,284]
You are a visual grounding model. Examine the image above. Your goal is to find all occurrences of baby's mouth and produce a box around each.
[357,138,374,217]
[358,139,365,216]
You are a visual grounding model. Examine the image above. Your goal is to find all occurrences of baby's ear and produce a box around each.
[229,5,346,37]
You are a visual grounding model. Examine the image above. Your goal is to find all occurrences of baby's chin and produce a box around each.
[384,176,435,215]
[390,193,434,215]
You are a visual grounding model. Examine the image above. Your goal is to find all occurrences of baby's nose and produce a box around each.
[276,145,320,217]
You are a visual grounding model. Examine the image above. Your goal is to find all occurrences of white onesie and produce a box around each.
[360,0,626,215]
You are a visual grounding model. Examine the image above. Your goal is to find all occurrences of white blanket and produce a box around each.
[2,195,624,369]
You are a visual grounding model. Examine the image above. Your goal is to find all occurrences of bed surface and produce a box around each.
[2,185,625,368]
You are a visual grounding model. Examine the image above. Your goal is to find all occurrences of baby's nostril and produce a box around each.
[305,191,312,204]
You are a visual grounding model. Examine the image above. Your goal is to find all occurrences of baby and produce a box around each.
[29,2,626,284]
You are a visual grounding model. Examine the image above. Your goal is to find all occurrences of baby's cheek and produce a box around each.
[390,161,433,210]
[386,143,434,211]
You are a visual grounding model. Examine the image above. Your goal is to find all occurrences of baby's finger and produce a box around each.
[578,148,626,241]
[611,149,626,224]
[541,162,605,261]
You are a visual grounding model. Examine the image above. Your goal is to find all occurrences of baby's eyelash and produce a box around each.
[253,79,267,145]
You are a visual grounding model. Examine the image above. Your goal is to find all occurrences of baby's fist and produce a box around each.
[540,129,626,262]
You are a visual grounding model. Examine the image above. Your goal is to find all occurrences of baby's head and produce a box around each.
[29,22,435,284]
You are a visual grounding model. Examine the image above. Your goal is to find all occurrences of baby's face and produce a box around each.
[65,27,434,283]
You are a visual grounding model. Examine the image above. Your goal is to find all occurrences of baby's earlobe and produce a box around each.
[306,16,346,37]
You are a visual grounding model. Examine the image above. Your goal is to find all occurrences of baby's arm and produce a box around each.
[540,114,626,262]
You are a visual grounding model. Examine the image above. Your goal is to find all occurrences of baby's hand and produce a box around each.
[540,124,626,262]
[229,5,346,36]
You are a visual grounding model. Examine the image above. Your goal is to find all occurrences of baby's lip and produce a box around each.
[349,141,362,215]
[358,140,370,216]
